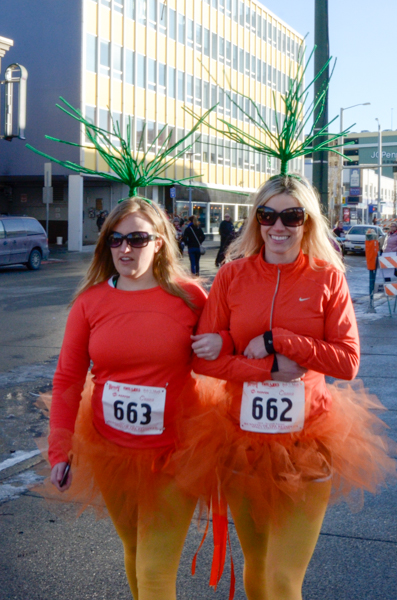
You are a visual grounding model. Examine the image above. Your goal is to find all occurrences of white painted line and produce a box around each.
[0,449,41,472]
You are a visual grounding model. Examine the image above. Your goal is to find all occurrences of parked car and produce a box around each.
[0,216,49,270]
[343,225,386,255]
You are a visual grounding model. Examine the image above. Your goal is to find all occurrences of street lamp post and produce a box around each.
[186,151,193,216]
[339,102,370,221]
[375,118,382,220]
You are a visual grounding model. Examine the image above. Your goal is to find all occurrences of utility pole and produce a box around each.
[312,0,329,214]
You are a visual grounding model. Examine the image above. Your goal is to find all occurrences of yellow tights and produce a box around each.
[97,472,197,600]
[226,479,331,600]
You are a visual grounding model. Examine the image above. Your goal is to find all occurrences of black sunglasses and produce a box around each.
[256,206,306,228]
[106,231,158,248]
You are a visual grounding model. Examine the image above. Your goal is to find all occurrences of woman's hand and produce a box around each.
[51,461,72,492]
[271,354,307,382]
[244,335,269,359]
[191,333,223,360]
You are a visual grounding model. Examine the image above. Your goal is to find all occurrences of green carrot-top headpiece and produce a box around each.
[27,98,215,201]
[185,46,352,178]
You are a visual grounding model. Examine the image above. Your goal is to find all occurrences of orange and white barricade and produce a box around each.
[378,253,397,316]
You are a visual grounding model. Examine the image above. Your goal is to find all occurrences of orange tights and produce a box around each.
[226,479,331,600]
[97,472,196,600]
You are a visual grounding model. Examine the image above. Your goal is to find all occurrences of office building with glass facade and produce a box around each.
[0,0,304,247]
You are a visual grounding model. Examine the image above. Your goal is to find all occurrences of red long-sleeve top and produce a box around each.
[49,280,213,466]
[192,249,360,420]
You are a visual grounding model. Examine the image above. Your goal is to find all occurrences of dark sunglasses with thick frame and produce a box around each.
[106,231,158,249]
[256,206,306,228]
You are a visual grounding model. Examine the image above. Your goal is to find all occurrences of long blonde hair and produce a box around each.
[227,175,345,272]
[73,197,199,308]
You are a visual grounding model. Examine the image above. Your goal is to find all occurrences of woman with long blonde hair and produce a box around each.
[49,196,225,600]
[191,174,395,600]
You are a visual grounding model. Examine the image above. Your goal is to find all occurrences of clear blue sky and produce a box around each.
[259,0,396,135]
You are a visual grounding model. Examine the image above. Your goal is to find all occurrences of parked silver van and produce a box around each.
[0,216,49,270]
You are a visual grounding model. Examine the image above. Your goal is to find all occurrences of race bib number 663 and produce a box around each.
[240,380,305,434]
[102,381,166,435]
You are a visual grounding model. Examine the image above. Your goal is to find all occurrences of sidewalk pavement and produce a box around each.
[0,249,396,600]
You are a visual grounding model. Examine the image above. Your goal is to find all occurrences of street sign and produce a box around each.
[44,162,52,188]
[170,186,176,198]
[43,187,53,204]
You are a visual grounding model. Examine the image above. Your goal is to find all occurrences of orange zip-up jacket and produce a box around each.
[192,249,360,420]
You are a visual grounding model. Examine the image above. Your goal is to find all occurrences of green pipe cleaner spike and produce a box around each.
[190,44,352,179]
[27,98,217,197]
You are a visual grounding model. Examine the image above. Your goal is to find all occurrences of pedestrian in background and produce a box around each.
[183,215,205,276]
[96,211,106,233]
[384,222,397,252]
[215,213,235,267]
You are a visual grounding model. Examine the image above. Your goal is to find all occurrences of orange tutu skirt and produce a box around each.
[168,377,397,528]
[37,376,214,527]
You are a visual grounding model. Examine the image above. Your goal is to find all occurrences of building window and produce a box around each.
[112,111,122,145]
[257,13,261,37]
[232,93,238,119]
[233,44,238,70]
[232,0,238,22]
[100,40,110,76]
[204,28,210,57]
[262,17,267,41]
[267,64,272,87]
[101,0,110,7]
[273,25,277,47]
[218,140,224,165]
[212,0,218,8]
[158,62,166,94]
[211,84,217,107]
[226,40,231,66]
[196,23,202,52]
[278,28,281,50]
[239,1,244,25]
[126,0,135,19]
[202,134,209,163]
[239,48,244,74]
[225,0,231,18]
[169,8,176,40]
[99,108,109,131]
[114,0,124,14]
[224,141,230,165]
[85,105,96,142]
[218,88,224,115]
[278,70,281,92]
[178,70,185,101]
[148,0,156,29]
[168,66,176,98]
[148,58,156,92]
[147,120,156,148]
[219,0,225,13]
[287,36,290,56]
[203,81,209,108]
[178,13,185,44]
[273,67,276,90]
[126,49,134,84]
[187,18,194,49]
[225,93,231,117]
[251,55,256,78]
[187,74,194,104]
[251,10,256,33]
[138,0,146,25]
[268,22,272,44]
[256,58,261,83]
[86,34,97,73]
[282,32,286,53]
[113,45,123,80]
[159,2,167,34]
[137,54,146,88]
[210,136,217,164]
[212,33,218,60]
[158,123,167,147]
[219,37,225,62]
[195,77,202,106]
[136,118,145,151]
[245,52,250,76]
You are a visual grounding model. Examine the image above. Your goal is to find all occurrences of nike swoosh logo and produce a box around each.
[299,297,310,302]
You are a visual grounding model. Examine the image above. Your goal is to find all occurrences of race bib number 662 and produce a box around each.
[102,381,166,435]
[240,380,305,434]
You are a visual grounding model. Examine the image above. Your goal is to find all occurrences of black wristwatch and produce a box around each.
[263,331,275,355]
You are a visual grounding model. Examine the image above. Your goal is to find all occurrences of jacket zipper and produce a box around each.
[269,268,281,329]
